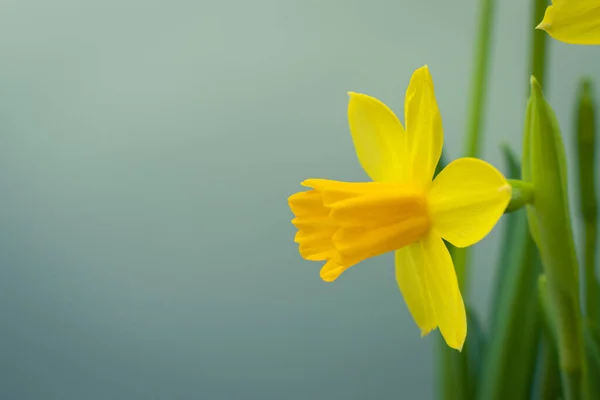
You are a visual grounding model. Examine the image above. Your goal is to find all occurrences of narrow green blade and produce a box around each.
[575,79,600,326]
[536,275,562,400]
[489,145,524,317]
[477,205,541,400]
[584,322,600,398]
[439,308,485,400]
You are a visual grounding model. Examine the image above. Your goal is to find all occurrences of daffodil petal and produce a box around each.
[428,157,511,248]
[422,233,467,351]
[404,65,443,188]
[395,247,437,336]
[397,233,466,350]
[537,3,600,45]
[347,93,407,182]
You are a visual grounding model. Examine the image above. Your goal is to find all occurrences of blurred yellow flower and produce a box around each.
[288,66,511,350]
[537,0,600,44]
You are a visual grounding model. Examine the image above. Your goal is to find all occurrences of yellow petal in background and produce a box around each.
[537,2,600,45]
[428,157,511,248]
[395,246,437,336]
[397,233,466,350]
[347,93,407,182]
[404,65,444,188]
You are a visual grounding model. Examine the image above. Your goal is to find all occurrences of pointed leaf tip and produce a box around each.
[581,80,593,98]
[499,141,511,152]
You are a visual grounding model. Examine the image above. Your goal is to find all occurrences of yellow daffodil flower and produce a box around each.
[537,0,600,44]
[288,66,511,350]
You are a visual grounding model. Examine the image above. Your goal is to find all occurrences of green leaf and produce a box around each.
[575,79,600,326]
[576,79,597,226]
[536,275,562,400]
[501,143,522,179]
[439,308,485,400]
[538,338,562,400]
[583,321,600,398]
[491,146,522,314]
[524,77,585,400]
[478,197,541,399]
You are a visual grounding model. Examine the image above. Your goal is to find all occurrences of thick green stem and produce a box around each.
[505,179,534,213]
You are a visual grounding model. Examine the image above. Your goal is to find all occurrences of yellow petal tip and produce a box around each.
[419,327,436,338]
[535,21,549,31]
[414,64,430,75]
[446,336,465,352]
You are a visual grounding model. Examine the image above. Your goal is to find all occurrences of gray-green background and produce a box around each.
[0,1,597,399]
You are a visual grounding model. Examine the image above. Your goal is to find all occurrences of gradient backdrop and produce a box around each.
[0,0,597,399]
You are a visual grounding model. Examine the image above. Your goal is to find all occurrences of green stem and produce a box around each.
[505,179,534,213]
[530,0,549,88]
[464,0,495,158]
[455,0,496,292]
